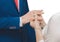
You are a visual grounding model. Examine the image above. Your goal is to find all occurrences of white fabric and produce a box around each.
[39,40,44,42]
[20,17,23,27]
[43,12,60,42]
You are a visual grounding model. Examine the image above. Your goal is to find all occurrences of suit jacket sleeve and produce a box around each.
[0,17,20,29]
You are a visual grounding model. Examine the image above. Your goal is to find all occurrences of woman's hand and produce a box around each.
[30,13,46,29]
[30,14,45,42]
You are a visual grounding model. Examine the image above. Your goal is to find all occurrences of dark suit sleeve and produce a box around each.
[0,17,20,29]
[8,17,20,29]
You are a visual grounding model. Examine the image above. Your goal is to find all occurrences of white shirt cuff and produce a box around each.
[39,40,44,42]
[20,17,23,27]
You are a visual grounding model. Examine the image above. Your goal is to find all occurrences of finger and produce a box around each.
[37,16,43,21]
[33,10,44,15]
[30,16,35,22]
[39,18,46,28]
[33,10,43,13]
[41,19,46,26]
[30,17,35,28]
[30,21,34,28]
[36,15,46,28]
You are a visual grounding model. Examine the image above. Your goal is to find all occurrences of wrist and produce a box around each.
[21,15,29,25]
[34,28,42,32]
[34,26,42,30]
[21,16,25,25]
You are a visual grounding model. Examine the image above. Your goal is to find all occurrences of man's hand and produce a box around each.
[21,10,44,25]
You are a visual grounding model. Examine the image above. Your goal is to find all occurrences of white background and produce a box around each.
[27,0,60,23]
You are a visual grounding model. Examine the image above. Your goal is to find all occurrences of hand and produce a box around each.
[30,14,45,42]
[30,13,46,30]
[21,10,44,25]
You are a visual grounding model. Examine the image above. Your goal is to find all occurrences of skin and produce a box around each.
[21,10,44,25]
[30,13,46,42]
